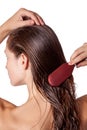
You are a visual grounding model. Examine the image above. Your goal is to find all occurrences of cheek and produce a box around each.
[6,60,25,86]
[11,70,25,86]
[6,61,16,80]
[6,60,12,72]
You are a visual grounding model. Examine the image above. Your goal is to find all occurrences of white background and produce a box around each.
[0,0,87,106]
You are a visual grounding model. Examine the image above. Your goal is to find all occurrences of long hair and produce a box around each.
[7,25,80,130]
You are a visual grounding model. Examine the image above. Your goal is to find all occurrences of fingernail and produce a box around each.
[68,62,73,65]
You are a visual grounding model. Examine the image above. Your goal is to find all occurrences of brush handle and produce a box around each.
[48,63,75,87]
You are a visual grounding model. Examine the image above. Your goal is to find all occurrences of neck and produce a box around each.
[11,82,51,123]
[25,69,46,103]
[27,81,36,101]
[10,69,52,127]
[27,81,46,104]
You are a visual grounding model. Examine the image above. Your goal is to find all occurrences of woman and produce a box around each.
[1,8,87,130]
[2,23,81,129]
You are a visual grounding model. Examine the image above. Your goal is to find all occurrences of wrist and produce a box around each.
[0,23,10,43]
[0,22,10,35]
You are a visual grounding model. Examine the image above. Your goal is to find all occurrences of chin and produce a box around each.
[10,81,19,86]
[10,83,18,86]
[10,81,25,86]
[10,77,25,86]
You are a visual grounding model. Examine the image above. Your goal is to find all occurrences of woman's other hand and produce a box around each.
[70,43,87,67]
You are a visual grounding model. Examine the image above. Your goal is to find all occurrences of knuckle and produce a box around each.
[19,8,25,12]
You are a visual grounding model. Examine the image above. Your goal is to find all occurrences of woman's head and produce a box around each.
[6,25,66,86]
[6,25,80,130]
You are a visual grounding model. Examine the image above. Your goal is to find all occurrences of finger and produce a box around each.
[21,11,42,25]
[70,52,87,65]
[21,8,44,25]
[35,13,45,25]
[20,19,35,26]
[29,13,43,25]
[27,10,45,25]
[70,47,84,61]
[76,59,87,67]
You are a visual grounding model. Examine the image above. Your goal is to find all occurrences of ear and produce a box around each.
[18,53,29,69]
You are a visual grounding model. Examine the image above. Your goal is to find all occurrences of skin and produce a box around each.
[70,43,87,129]
[0,8,44,43]
[0,8,52,130]
[69,43,87,67]
[2,46,52,130]
[77,95,87,130]
[0,8,87,130]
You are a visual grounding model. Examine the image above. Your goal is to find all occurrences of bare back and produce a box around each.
[77,95,87,130]
[0,98,53,130]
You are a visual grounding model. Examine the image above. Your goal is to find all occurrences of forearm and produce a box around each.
[0,23,10,43]
[0,8,44,44]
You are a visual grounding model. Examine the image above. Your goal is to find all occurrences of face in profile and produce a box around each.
[5,45,27,86]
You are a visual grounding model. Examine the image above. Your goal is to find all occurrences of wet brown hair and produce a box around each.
[7,25,80,130]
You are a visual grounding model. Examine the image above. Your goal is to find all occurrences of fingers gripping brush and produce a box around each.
[48,63,75,87]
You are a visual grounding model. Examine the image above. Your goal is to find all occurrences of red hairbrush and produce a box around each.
[48,63,75,86]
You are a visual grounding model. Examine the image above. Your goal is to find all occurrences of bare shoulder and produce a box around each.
[77,95,87,117]
[77,95,87,130]
[77,94,87,102]
[0,98,16,110]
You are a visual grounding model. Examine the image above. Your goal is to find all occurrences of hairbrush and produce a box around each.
[48,63,75,86]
